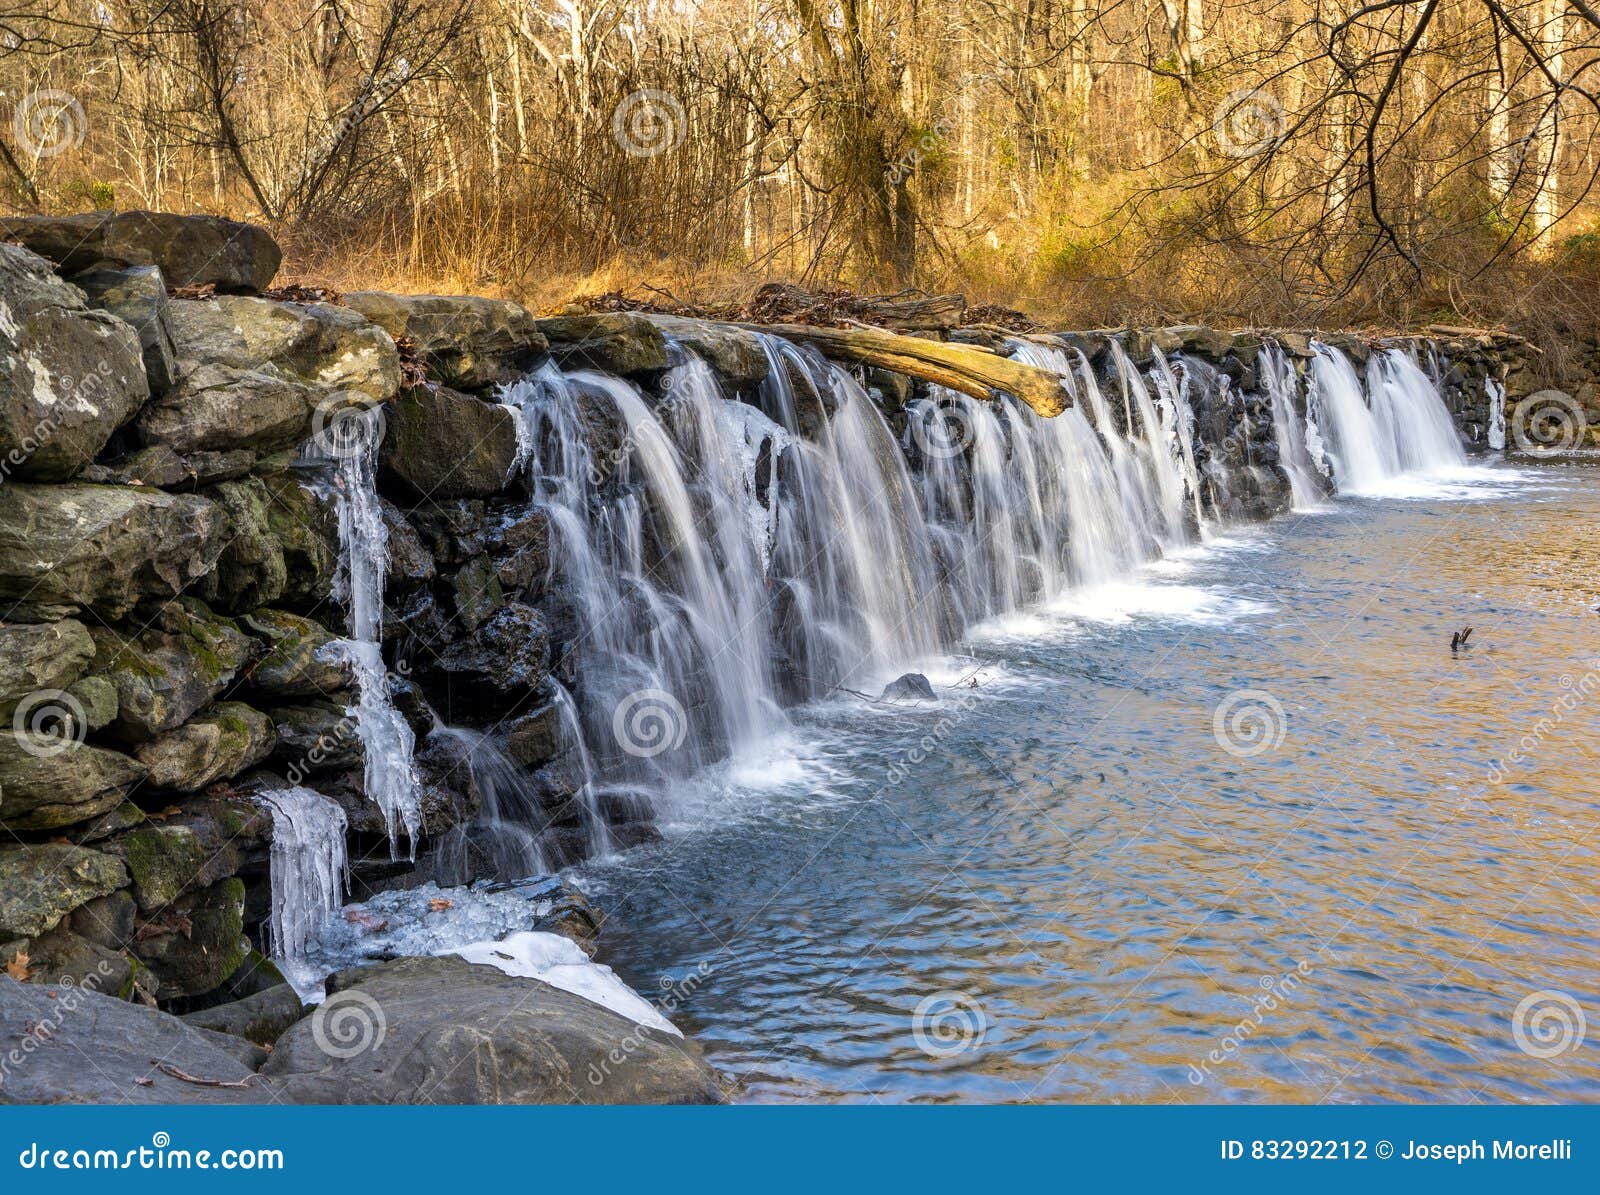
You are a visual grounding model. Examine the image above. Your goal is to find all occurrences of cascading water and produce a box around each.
[258,785,348,997]
[1308,342,1465,492]
[1260,343,1327,509]
[324,413,422,854]
[1487,378,1507,451]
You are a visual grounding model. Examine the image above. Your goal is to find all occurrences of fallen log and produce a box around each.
[747,322,1071,418]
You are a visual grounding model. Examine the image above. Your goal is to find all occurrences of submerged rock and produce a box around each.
[262,954,722,1104]
[638,315,770,388]
[182,983,305,1048]
[880,672,938,702]
[0,211,281,292]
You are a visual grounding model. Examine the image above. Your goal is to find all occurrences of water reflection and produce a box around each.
[583,461,1600,1104]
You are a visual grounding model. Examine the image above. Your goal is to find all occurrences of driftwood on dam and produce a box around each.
[744,322,1072,417]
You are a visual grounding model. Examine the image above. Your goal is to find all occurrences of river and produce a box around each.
[583,458,1600,1103]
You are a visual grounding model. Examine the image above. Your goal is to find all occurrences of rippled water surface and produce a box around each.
[582,460,1600,1103]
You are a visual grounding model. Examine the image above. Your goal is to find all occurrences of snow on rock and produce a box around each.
[446,931,682,1037]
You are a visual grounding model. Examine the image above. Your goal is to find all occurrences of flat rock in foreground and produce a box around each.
[263,955,724,1104]
[0,976,275,1104]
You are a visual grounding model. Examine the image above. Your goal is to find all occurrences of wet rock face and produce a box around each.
[261,955,724,1104]
[534,312,670,377]
[0,211,282,293]
[381,385,520,498]
[0,244,149,481]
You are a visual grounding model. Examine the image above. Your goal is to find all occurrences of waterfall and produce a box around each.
[1308,342,1463,492]
[1487,378,1507,451]
[1259,343,1326,509]
[258,785,348,997]
[324,413,422,855]
[429,723,566,877]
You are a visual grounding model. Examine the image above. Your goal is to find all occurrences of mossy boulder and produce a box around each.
[131,702,276,793]
[0,844,128,940]
[381,385,520,498]
[90,600,257,741]
[0,243,149,481]
[0,618,94,714]
[110,797,270,912]
[0,731,147,832]
[255,465,340,608]
[203,477,289,611]
[533,313,670,376]
[240,609,349,699]
[0,483,228,619]
[0,211,281,292]
[65,674,119,731]
[126,877,248,999]
[345,291,547,390]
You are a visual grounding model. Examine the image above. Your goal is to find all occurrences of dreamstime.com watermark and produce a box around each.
[11,88,86,158]
[1212,687,1288,758]
[15,1133,283,1171]
[1212,89,1285,158]
[612,687,688,759]
[1487,664,1599,783]
[611,89,686,158]
[586,961,715,1087]
[1187,958,1323,1085]
[1,361,117,483]
[1512,989,1588,1060]
[913,989,987,1058]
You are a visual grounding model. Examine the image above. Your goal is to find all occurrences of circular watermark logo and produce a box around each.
[1211,688,1287,758]
[310,391,387,460]
[1511,391,1587,455]
[11,688,86,758]
[912,990,987,1058]
[311,989,387,1059]
[612,688,688,759]
[908,400,985,461]
[611,89,686,159]
[1212,89,1285,158]
[1512,989,1587,1059]
[13,89,86,158]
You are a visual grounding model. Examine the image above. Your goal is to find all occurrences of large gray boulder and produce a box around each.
[0,975,276,1103]
[0,844,128,941]
[136,363,317,455]
[381,385,519,498]
[0,483,227,619]
[0,211,281,293]
[263,955,722,1104]
[0,244,149,481]
[0,619,94,714]
[74,264,179,394]
[164,295,399,399]
[0,730,147,832]
[345,291,547,390]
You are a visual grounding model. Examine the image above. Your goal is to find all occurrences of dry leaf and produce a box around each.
[428,898,453,912]
[4,951,33,982]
